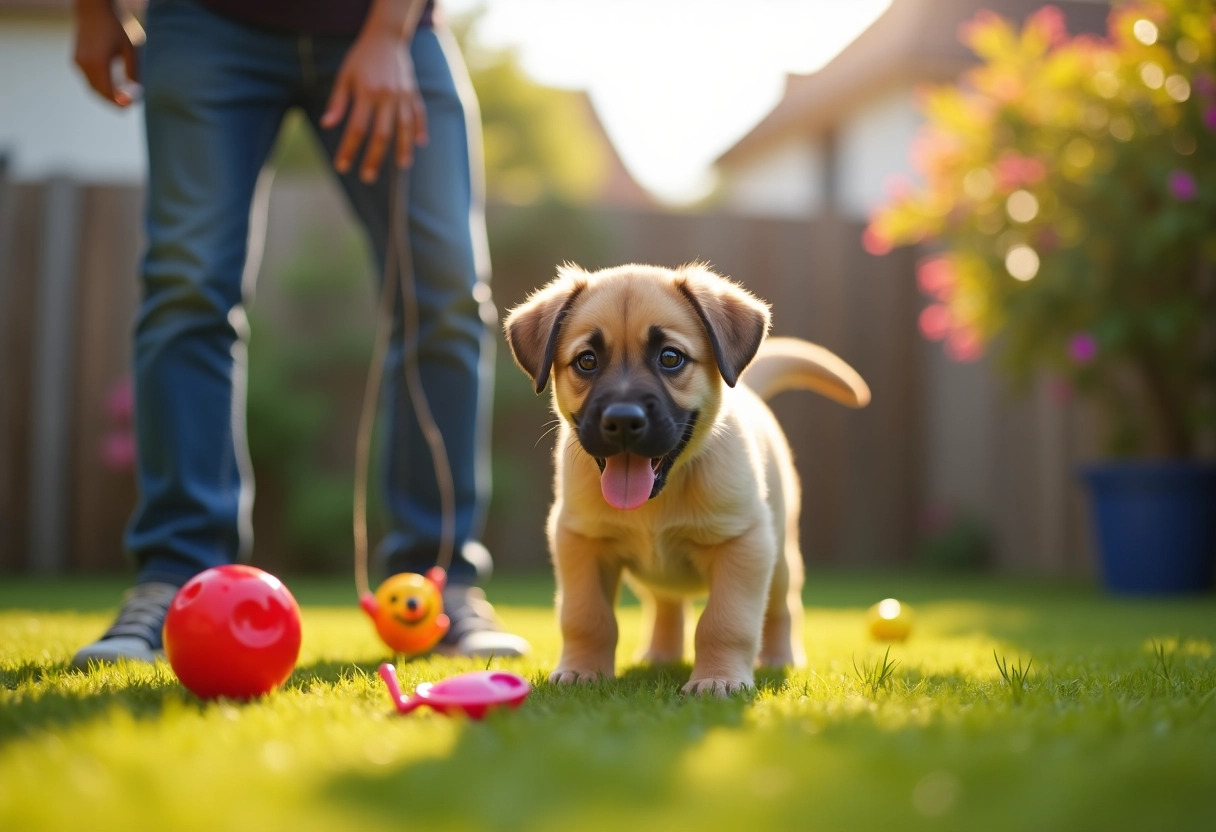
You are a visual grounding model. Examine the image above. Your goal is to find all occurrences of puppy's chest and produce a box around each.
[589,517,710,592]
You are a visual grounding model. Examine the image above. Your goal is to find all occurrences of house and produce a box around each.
[568,89,656,208]
[714,0,1111,220]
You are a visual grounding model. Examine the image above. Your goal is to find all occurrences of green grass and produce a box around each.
[3,571,1215,832]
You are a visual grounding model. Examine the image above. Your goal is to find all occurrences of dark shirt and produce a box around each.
[197,0,434,37]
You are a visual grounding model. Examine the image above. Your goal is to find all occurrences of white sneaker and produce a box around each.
[72,582,180,667]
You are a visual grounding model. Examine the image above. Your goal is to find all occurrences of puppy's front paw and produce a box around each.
[682,676,753,698]
[549,668,605,685]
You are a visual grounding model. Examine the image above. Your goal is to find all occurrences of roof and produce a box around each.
[717,0,1111,167]
[569,89,658,208]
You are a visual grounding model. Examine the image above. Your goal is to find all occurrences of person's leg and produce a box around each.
[302,27,525,656]
[74,0,295,665]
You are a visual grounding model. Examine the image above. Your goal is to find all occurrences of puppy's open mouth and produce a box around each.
[597,454,662,510]
[592,413,697,510]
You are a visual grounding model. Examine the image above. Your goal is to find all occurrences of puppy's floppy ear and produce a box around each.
[675,264,771,387]
[504,264,587,394]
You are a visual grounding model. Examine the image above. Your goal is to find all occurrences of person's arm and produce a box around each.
[320,0,431,182]
[73,0,141,107]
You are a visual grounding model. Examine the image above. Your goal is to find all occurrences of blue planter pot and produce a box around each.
[1082,461,1216,595]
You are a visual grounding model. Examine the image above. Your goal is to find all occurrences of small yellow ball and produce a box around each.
[867,598,914,641]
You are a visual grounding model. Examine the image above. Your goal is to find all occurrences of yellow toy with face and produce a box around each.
[360,567,450,655]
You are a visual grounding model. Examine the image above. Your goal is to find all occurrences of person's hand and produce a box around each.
[73,0,140,107]
[321,29,429,183]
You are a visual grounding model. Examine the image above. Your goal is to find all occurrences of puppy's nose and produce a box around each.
[601,403,647,445]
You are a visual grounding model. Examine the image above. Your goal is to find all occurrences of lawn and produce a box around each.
[2,571,1215,832]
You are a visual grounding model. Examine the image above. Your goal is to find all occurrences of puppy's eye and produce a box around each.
[575,351,598,373]
[658,348,685,370]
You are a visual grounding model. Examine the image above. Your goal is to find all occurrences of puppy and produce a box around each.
[504,263,870,696]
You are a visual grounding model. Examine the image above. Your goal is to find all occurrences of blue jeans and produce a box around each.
[131,0,494,587]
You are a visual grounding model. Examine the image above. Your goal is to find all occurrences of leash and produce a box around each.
[353,168,456,647]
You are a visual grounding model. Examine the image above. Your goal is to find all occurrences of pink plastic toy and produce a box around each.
[377,663,531,719]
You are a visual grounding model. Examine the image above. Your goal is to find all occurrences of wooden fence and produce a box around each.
[0,175,1102,578]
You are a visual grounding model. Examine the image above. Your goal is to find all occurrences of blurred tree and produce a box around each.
[468,47,609,204]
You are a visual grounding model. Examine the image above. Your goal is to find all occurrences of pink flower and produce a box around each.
[916,257,957,299]
[105,375,135,422]
[1026,5,1068,47]
[1168,170,1198,202]
[884,174,914,201]
[1068,332,1098,364]
[919,304,952,341]
[862,225,893,256]
[946,327,985,362]
[994,152,1047,191]
[910,132,958,178]
[101,430,137,472]
[1204,106,1216,133]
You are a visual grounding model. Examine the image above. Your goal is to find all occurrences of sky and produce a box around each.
[446,0,893,203]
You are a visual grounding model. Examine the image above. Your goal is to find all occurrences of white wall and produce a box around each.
[0,17,146,182]
[718,136,824,219]
[835,83,922,220]
[716,83,922,221]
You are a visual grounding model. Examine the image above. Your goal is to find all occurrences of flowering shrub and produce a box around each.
[867,1,1216,456]
[100,374,136,473]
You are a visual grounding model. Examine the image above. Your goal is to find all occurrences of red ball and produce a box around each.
[163,565,302,700]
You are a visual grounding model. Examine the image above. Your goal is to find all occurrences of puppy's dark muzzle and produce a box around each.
[578,396,671,460]
[600,403,647,447]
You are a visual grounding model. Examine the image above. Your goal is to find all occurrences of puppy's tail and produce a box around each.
[740,336,871,408]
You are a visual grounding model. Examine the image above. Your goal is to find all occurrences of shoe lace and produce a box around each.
[102,582,180,648]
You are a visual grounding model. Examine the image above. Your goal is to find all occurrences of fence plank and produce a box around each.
[71,185,143,572]
[28,178,83,573]
[0,159,18,572]
[0,184,44,573]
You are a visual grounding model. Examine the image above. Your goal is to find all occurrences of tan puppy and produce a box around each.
[504,263,870,696]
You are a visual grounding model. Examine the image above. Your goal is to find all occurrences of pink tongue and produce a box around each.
[600,453,656,510]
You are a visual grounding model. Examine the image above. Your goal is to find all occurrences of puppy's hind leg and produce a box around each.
[636,587,688,665]
[758,541,807,669]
